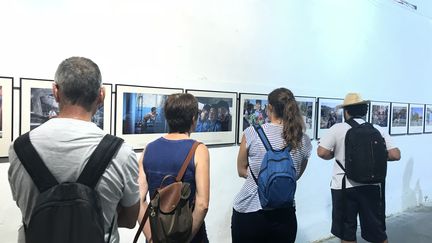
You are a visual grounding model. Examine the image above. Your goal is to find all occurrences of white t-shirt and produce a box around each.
[319,118,396,189]
[8,118,139,243]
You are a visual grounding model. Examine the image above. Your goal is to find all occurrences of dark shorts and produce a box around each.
[231,207,297,243]
[331,185,387,242]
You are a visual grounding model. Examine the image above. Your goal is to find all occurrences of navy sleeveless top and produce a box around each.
[143,137,208,243]
[143,137,197,202]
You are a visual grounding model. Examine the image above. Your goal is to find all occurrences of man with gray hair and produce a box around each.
[8,57,140,243]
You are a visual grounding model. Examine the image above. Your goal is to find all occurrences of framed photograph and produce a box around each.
[317,98,344,139]
[369,101,391,129]
[296,96,316,140]
[389,102,408,135]
[408,104,424,134]
[20,78,113,135]
[186,89,237,146]
[0,77,13,158]
[424,104,432,133]
[237,93,269,143]
[115,85,183,149]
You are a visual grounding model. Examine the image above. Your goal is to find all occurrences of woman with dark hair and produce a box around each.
[138,93,210,243]
[231,88,312,243]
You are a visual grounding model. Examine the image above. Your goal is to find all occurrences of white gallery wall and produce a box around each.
[1,0,432,242]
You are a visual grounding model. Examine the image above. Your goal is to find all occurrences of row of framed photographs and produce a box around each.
[1,77,432,156]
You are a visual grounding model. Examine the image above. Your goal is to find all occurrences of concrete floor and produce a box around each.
[317,205,432,243]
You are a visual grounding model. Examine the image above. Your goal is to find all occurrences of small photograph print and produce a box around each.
[237,93,268,143]
[392,106,407,127]
[390,103,408,135]
[369,102,390,128]
[122,92,169,134]
[296,96,316,140]
[195,97,234,133]
[425,104,432,133]
[242,98,269,130]
[408,104,424,134]
[30,88,59,130]
[317,98,343,139]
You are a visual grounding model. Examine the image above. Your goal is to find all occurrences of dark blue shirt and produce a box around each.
[143,137,197,202]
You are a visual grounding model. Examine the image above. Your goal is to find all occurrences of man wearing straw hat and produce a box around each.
[317,93,401,243]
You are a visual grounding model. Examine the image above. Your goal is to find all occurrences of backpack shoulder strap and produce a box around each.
[13,132,58,192]
[253,125,273,151]
[346,118,360,128]
[77,134,124,188]
[176,141,201,182]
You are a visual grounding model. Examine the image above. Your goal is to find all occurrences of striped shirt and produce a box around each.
[233,123,312,213]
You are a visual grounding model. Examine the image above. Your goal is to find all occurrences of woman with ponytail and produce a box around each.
[231,88,312,243]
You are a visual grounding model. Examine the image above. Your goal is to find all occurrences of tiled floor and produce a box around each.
[317,205,432,243]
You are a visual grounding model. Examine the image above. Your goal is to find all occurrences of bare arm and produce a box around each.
[117,151,140,229]
[137,152,152,242]
[237,135,248,178]
[189,143,210,241]
[388,148,401,161]
[317,146,334,160]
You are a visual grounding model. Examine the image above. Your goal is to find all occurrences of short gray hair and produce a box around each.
[54,57,102,111]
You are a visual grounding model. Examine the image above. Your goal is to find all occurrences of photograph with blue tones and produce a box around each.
[122,92,168,134]
[195,97,233,133]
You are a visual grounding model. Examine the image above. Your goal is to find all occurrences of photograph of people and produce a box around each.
[392,106,407,127]
[319,101,343,129]
[122,93,168,134]
[194,97,233,133]
[371,104,389,127]
[242,99,269,130]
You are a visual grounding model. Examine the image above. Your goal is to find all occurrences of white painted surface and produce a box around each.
[0,0,431,242]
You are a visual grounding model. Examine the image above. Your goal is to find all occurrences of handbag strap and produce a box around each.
[133,141,201,243]
[176,141,201,182]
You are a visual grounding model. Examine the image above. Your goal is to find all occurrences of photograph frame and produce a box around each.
[115,84,184,150]
[424,104,432,133]
[186,89,237,146]
[408,103,424,134]
[0,76,14,158]
[20,78,113,135]
[389,102,409,135]
[316,97,344,140]
[237,93,268,144]
[369,101,391,130]
[296,96,316,140]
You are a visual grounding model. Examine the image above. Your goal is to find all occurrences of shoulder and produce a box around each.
[195,142,209,158]
[112,141,138,170]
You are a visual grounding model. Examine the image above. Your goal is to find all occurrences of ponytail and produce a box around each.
[268,88,305,150]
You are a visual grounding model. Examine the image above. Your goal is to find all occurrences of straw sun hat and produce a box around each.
[336,93,370,109]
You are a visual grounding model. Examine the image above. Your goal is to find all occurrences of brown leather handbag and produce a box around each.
[133,141,201,243]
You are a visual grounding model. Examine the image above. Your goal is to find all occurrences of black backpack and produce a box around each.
[13,132,124,243]
[337,118,388,183]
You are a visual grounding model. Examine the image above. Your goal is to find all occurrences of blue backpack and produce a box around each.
[249,125,297,209]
